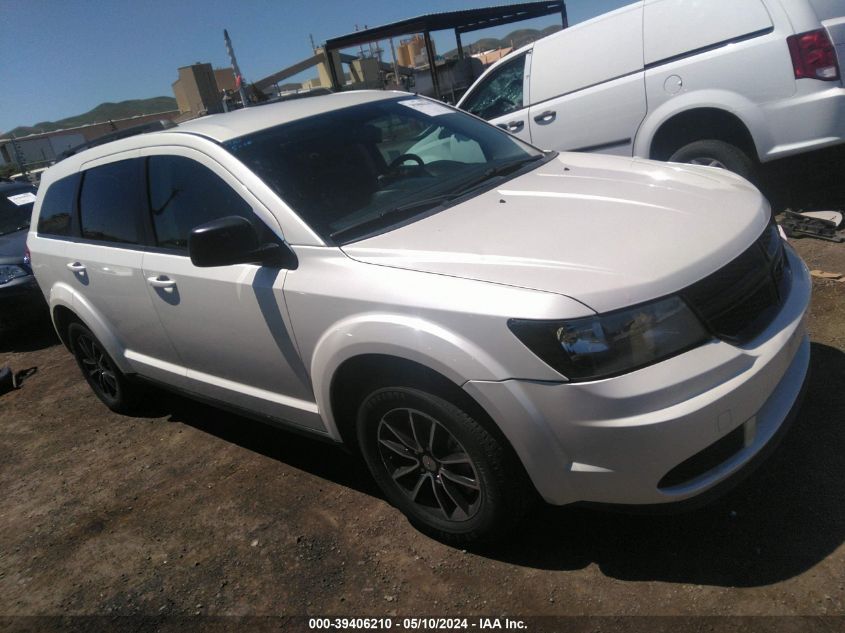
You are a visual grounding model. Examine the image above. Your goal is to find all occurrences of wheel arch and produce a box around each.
[648,107,758,162]
[310,314,512,439]
[48,283,132,373]
[634,91,768,162]
[52,303,79,348]
[329,353,503,448]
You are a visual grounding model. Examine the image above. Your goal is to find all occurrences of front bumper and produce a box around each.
[464,244,812,506]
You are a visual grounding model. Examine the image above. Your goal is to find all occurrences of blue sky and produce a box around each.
[0,0,630,133]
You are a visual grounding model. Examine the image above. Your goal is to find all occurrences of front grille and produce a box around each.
[682,224,789,343]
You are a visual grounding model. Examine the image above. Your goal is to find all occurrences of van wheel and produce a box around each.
[357,386,532,544]
[67,323,141,414]
[669,140,756,182]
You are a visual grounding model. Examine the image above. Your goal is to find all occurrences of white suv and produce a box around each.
[458,0,845,180]
[28,92,811,543]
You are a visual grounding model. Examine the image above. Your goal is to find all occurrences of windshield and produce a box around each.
[224,97,545,243]
[0,186,37,236]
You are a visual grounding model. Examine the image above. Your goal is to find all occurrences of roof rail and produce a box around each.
[56,119,177,162]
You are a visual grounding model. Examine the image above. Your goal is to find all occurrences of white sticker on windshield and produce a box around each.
[398,99,454,117]
[7,192,36,206]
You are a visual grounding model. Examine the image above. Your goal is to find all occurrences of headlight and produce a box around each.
[508,296,710,381]
[0,264,29,285]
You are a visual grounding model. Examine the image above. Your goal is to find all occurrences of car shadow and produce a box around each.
[483,342,845,587]
[130,343,843,588]
[136,388,380,499]
[762,145,845,213]
[0,318,59,353]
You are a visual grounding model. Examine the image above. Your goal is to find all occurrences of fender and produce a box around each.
[310,313,514,441]
[49,281,133,374]
[310,313,576,502]
[634,89,770,161]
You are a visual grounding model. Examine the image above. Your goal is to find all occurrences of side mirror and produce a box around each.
[188,215,297,269]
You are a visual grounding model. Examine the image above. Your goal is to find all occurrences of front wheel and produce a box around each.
[668,140,756,182]
[357,386,533,544]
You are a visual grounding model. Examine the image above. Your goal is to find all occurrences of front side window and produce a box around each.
[146,156,272,252]
[79,159,142,245]
[461,55,526,120]
[224,97,545,243]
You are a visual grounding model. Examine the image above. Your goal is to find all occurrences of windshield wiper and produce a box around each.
[329,194,457,242]
[453,154,545,196]
[329,155,547,243]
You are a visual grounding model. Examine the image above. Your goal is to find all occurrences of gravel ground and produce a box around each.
[1,162,844,632]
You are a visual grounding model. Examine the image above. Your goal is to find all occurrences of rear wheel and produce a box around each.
[357,386,533,544]
[668,140,756,182]
[67,323,141,414]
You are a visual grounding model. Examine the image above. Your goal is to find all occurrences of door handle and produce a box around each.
[497,120,524,132]
[533,110,556,124]
[147,275,176,289]
[66,262,86,273]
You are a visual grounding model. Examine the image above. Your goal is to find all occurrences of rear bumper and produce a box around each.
[465,244,812,506]
[756,84,845,161]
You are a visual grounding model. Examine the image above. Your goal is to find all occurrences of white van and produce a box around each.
[457,0,845,180]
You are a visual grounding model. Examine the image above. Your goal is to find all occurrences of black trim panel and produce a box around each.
[131,374,336,445]
[568,138,632,153]
[644,27,775,71]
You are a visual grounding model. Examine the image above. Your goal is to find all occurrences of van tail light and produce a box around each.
[24,244,32,266]
[787,29,840,81]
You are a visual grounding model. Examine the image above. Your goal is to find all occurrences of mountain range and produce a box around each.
[442,25,562,59]
[6,97,178,138]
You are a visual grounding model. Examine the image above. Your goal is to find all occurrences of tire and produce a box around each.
[668,140,756,183]
[67,322,142,414]
[357,386,533,545]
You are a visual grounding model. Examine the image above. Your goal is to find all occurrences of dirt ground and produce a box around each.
[1,155,844,631]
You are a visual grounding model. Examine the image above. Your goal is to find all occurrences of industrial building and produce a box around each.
[171,63,238,119]
[0,110,180,170]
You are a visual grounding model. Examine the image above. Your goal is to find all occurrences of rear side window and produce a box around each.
[147,155,270,251]
[461,54,526,120]
[79,159,143,245]
[37,175,78,236]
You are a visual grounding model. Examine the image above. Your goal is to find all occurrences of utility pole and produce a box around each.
[224,29,250,108]
[389,37,399,84]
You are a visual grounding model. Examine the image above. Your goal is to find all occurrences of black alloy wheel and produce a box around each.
[357,386,533,544]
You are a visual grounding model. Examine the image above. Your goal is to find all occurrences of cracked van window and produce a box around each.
[461,54,526,120]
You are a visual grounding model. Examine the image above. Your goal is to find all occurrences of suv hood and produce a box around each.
[342,153,770,314]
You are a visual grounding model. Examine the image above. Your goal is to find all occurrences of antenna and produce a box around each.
[224,29,250,108]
